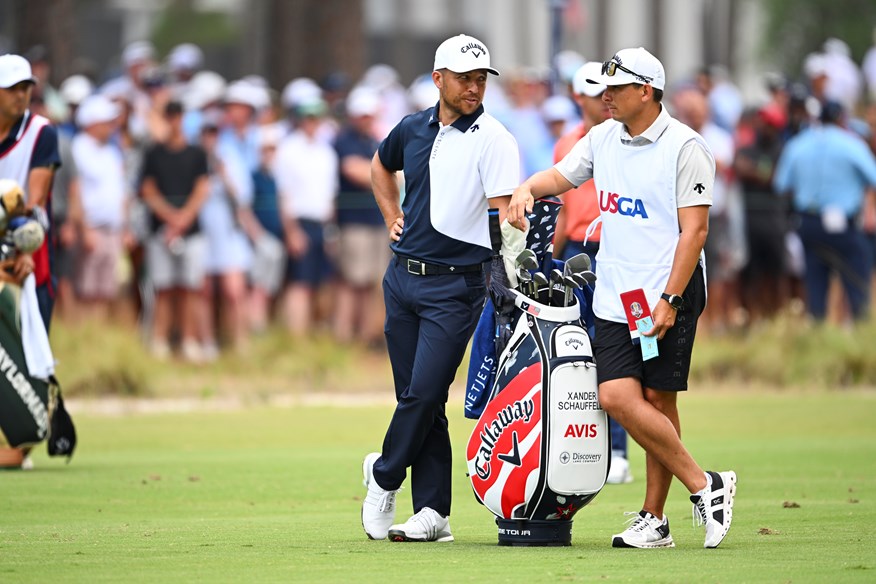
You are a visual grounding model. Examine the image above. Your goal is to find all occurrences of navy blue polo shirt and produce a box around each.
[334,125,382,227]
[377,103,519,266]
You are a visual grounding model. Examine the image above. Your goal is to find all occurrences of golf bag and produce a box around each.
[0,281,76,461]
[465,199,608,546]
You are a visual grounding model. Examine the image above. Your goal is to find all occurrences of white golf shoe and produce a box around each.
[691,470,737,548]
[607,456,633,484]
[612,511,675,548]
[388,507,454,542]
[361,452,398,540]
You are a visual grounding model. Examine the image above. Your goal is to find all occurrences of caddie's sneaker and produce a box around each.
[612,511,675,548]
[607,456,633,484]
[361,452,398,540]
[691,470,737,548]
[388,507,454,542]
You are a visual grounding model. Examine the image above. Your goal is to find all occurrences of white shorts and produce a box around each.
[146,232,206,290]
[250,232,286,295]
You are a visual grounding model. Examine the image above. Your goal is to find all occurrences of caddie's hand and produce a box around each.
[0,259,18,284]
[11,254,35,284]
[643,300,677,341]
[388,216,404,242]
[508,185,534,231]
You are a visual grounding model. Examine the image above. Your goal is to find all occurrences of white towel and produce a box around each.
[20,274,54,380]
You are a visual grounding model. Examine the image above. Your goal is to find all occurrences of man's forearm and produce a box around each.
[522,168,574,200]
[371,153,402,228]
[26,167,55,209]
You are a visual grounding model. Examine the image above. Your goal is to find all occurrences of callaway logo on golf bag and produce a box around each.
[466,290,609,524]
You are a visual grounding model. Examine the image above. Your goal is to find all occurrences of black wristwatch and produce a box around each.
[661,293,684,310]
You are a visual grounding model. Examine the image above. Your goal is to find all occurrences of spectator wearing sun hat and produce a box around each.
[0,53,62,330]
[68,94,129,319]
[219,80,269,173]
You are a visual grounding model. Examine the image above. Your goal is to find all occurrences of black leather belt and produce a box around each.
[396,255,483,276]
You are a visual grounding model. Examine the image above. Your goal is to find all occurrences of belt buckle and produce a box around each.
[406,259,426,275]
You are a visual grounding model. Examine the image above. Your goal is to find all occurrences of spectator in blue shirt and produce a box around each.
[774,101,876,321]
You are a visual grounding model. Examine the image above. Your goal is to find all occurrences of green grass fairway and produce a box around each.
[2,390,875,583]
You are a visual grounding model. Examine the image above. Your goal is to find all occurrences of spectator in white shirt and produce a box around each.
[272,98,338,335]
[68,94,130,320]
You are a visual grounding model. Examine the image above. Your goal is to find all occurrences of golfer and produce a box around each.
[361,34,519,543]
[508,47,736,549]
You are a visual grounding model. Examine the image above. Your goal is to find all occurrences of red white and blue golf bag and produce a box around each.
[465,198,608,546]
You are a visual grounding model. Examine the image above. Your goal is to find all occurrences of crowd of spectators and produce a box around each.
[13,35,876,362]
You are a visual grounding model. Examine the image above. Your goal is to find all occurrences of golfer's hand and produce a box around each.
[643,301,677,341]
[388,216,404,242]
[508,185,533,231]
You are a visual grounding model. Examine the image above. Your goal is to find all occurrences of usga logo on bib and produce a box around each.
[599,190,649,218]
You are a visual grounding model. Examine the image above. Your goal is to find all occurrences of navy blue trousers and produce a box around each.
[798,214,872,320]
[372,256,485,517]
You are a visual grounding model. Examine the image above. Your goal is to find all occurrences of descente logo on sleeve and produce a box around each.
[461,42,486,58]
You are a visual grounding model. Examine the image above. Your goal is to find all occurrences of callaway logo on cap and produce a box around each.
[433,34,500,76]
[0,54,38,89]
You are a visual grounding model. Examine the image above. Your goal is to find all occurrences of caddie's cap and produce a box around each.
[0,54,38,89]
[573,61,606,97]
[587,47,665,91]
[433,34,499,76]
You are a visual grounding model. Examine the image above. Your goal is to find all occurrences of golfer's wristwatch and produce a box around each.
[660,293,684,310]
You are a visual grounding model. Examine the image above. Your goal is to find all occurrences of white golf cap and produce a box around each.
[573,62,606,97]
[224,80,268,110]
[541,95,575,122]
[433,34,499,76]
[0,54,38,89]
[167,43,204,72]
[346,86,380,117]
[587,47,665,91]
[75,94,121,127]
[59,74,94,106]
[183,70,227,111]
[281,77,322,109]
[121,41,156,68]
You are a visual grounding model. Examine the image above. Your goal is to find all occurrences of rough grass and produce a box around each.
[691,315,876,387]
[1,391,874,583]
[48,313,876,399]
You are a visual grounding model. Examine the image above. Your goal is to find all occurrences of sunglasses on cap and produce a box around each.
[601,58,653,85]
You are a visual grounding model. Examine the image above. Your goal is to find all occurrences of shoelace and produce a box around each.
[692,497,707,527]
[621,511,651,533]
[408,508,440,539]
[376,489,397,513]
